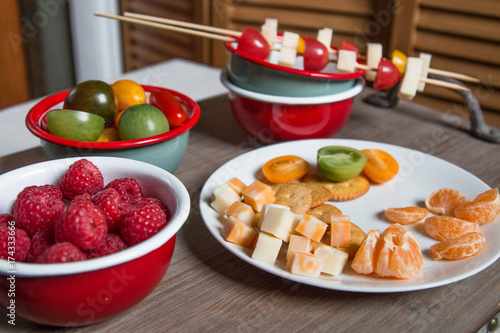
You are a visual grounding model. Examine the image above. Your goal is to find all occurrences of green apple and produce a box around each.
[63,80,117,123]
[46,109,105,141]
[118,104,170,140]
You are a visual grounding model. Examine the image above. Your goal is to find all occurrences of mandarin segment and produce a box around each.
[453,188,500,224]
[424,216,480,241]
[351,229,380,275]
[430,232,486,260]
[384,206,430,225]
[425,188,469,216]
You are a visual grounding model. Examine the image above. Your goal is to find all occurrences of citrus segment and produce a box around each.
[384,206,430,225]
[351,230,380,275]
[424,216,480,241]
[425,188,469,216]
[454,188,500,224]
[430,232,486,260]
[361,149,399,184]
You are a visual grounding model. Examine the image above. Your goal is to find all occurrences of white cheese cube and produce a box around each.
[264,18,278,28]
[317,27,333,51]
[417,52,432,92]
[295,214,328,242]
[251,232,283,264]
[260,206,297,242]
[211,183,241,216]
[282,31,300,48]
[287,234,313,259]
[261,24,277,47]
[286,251,324,278]
[257,203,290,228]
[366,42,383,81]
[225,201,257,226]
[278,47,297,68]
[314,245,349,276]
[398,57,424,100]
[337,50,357,73]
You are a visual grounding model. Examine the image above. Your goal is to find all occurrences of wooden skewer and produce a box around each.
[428,68,480,83]
[94,12,236,42]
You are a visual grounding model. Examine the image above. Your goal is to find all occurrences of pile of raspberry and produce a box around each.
[0,159,170,263]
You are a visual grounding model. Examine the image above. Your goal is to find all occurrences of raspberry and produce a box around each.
[93,188,132,231]
[120,204,167,246]
[42,242,87,263]
[55,200,108,250]
[135,197,167,211]
[72,193,93,203]
[59,159,104,200]
[17,184,62,200]
[105,178,143,204]
[26,228,56,263]
[13,185,65,236]
[0,225,31,262]
[85,233,127,259]
[0,214,15,228]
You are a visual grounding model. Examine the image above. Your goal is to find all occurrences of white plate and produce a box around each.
[199,139,499,292]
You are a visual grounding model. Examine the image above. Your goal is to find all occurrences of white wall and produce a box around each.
[68,0,123,83]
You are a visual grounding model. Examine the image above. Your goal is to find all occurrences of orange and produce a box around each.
[351,230,380,275]
[424,216,479,241]
[111,79,146,111]
[114,110,125,128]
[425,188,469,216]
[361,149,399,184]
[430,232,486,260]
[384,206,430,225]
[374,224,423,279]
[454,188,500,224]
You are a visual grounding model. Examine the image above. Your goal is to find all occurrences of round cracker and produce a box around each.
[307,204,343,223]
[273,183,312,214]
[304,171,370,201]
[304,183,331,208]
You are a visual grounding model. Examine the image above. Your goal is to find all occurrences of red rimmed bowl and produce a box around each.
[26,85,200,173]
[0,156,190,327]
[225,40,365,97]
[221,69,364,144]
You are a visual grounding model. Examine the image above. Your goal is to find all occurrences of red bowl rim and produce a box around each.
[25,85,200,149]
[224,36,366,80]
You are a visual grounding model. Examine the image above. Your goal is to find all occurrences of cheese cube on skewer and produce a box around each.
[317,27,333,51]
[282,31,300,48]
[278,47,297,67]
[264,18,278,28]
[417,53,432,92]
[222,216,258,248]
[286,251,324,278]
[314,245,349,276]
[398,57,424,100]
[260,205,297,242]
[261,18,278,47]
[225,201,257,226]
[211,183,241,215]
[366,43,383,81]
[337,50,358,73]
[251,232,283,264]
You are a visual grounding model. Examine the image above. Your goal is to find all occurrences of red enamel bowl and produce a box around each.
[25,85,200,173]
[221,69,364,143]
[0,156,190,327]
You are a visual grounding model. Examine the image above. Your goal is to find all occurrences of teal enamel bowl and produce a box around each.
[25,85,200,173]
[225,40,365,97]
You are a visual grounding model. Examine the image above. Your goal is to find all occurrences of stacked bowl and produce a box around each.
[222,40,365,143]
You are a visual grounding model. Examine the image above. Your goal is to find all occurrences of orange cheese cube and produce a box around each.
[241,180,274,212]
[221,216,257,248]
[295,214,328,242]
[330,215,351,248]
[286,251,324,278]
[287,235,313,260]
[226,177,246,196]
[225,201,257,226]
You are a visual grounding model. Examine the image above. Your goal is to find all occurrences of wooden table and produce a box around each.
[1,89,499,332]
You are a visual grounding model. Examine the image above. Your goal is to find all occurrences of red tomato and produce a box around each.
[303,37,329,72]
[340,40,359,59]
[150,89,187,128]
[373,58,402,90]
[237,27,270,60]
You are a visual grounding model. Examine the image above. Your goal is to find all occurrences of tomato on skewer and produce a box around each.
[237,27,271,60]
[373,58,402,90]
[303,37,329,72]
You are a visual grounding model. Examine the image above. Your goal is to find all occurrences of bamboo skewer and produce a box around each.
[428,68,480,83]
[96,12,473,91]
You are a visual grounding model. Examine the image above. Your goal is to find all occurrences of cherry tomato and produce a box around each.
[340,40,359,59]
[111,79,146,111]
[317,146,367,182]
[361,149,399,183]
[237,27,270,60]
[303,37,329,72]
[150,89,187,128]
[262,155,311,183]
[373,58,402,90]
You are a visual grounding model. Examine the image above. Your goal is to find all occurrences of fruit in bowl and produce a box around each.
[26,82,200,173]
[0,157,190,327]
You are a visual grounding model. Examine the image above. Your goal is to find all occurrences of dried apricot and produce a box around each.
[424,216,479,241]
[430,232,486,260]
[454,188,500,224]
[425,188,469,216]
[384,206,430,225]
